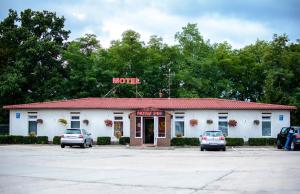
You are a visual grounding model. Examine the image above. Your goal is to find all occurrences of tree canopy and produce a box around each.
[0,9,299,124]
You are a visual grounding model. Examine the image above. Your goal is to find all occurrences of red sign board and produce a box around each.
[136,111,165,116]
[112,78,141,85]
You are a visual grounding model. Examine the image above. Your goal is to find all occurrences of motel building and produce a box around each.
[3,98,296,146]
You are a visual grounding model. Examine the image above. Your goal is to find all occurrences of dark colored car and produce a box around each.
[276,126,300,150]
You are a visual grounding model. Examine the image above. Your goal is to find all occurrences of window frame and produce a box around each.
[70,113,80,129]
[218,114,228,136]
[157,116,166,138]
[113,116,124,137]
[262,115,272,137]
[135,116,142,138]
[174,114,185,137]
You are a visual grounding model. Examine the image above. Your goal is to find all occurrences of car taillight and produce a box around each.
[219,136,225,140]
[202,136,207,140]
[61,135,64,138]
[78,134,83,138]
[296,134,300,139]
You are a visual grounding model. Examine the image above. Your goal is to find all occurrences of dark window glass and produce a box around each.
[175,121,184,136]
[71,121,80,128]
[136,117,141,137]
[158,117,165,137]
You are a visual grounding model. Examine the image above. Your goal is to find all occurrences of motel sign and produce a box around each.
[112,78,141,85]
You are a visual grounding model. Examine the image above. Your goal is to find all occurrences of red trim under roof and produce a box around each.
[3,98,297,110]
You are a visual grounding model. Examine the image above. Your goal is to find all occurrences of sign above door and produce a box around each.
[136,111,165,116]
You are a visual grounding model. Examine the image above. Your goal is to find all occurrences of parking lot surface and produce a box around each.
[0,145,299,194]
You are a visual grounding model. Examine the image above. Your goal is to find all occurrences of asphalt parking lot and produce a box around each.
[0,145,299,194]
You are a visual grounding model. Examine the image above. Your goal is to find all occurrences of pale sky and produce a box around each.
[1,0,299,48]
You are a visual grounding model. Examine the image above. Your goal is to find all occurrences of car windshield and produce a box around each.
[65,129,81,134]
[204,131,223,137]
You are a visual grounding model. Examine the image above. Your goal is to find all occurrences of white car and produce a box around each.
[61,128,93,148]
[200,130,226,151]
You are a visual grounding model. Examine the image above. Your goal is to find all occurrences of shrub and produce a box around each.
[248,138,276,146]
[119,137,130,145]
[97,136,111,145]
[225,137,244,146]
[171,138,200,146]
[53,136,61,144]
[37,136,48,144]
[23,136,37,144]
[10,135,24,144]
[58,118,67,125]
[0,135,10,144]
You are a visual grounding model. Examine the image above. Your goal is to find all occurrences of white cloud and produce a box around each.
[58,1,274,48]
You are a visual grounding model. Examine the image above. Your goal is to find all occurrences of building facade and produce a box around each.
[4,98,296,146]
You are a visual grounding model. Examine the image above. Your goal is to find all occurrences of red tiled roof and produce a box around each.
[3,98,297,110]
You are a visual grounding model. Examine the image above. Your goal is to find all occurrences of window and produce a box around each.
[114,116,123,137]
[262,116,271,136]
[136,117,142,138]
[28,112,37,135]
[70,114,80,128]
[218,115,228,136]
[175,115,184,137]
[158,117,166,137]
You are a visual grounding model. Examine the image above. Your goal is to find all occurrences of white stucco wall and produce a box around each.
[9,109,133,141]
[9,109,290,141]
[170,109,290,140]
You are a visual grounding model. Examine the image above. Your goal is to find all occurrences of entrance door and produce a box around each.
[143,117,154,144]
[28,121,37,135]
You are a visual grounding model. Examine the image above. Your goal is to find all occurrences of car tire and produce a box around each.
[200,147,204,151]
[61,144,65,148]
[80,143,85,148]
[89,143,92,148]
[277,139,282,149]
[291,141,295,151]
[222,147,226,151]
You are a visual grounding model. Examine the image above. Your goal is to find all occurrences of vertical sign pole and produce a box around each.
[168,68,171,99]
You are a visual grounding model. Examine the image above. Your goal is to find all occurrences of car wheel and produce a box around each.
[80,143,85,148]
[200,147,204,151]
[222,147,226,151]
[277,139,282,149]
[291,142,295,151]
[61,144,65,148]
[89,142,92,147]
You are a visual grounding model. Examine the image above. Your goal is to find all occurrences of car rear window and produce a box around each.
[65,129,81,134]
[204,131,223,137]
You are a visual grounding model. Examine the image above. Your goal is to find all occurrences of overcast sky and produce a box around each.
[1,0,299,48]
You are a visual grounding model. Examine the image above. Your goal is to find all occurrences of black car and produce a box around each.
[276,126,300,150]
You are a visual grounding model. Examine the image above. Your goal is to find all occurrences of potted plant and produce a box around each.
[228,119,237,127]
[104,119,112,127]
[206,119,213,124]
[253,119,260,125]
[58,118,67,126]
[190,119,198,126]
[83,119,89,125]
[37,119,43,124]
[115,130,122,139]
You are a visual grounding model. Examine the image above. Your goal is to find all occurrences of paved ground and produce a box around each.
[0,145,299,194]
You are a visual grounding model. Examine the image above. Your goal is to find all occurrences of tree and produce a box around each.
[0,9,70,122]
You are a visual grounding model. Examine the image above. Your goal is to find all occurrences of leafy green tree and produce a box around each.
[0,9,70,122]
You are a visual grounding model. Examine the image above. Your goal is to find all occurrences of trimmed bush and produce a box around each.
[37,136,48,144]
[97,136,111,145]
[171,138,200,146]
[225,137,244,146]
[119,137,130,145]
[10,135,24,144]
[23,136,37,144]
[53,136,61,144]
[248,138,276,146]
[0,135,24,144]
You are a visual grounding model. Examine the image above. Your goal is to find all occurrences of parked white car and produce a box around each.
[61,128,93,148]
[200,130,226,151]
